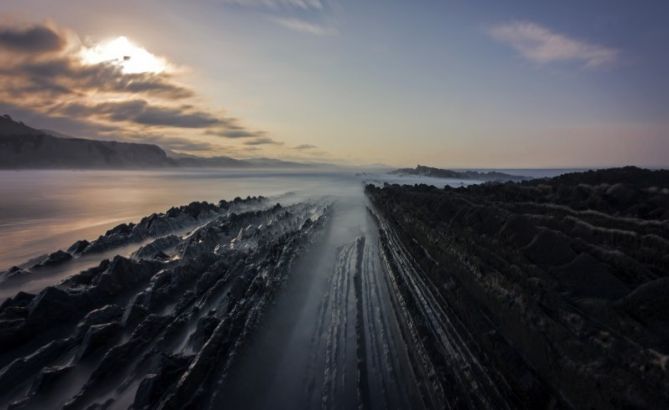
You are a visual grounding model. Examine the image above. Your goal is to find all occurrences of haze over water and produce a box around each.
[0,167,570,272]
[0,169,354,269]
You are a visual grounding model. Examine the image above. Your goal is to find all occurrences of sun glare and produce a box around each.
[80,36,169,74]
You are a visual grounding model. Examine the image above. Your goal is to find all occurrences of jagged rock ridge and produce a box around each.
[0,196,330,409]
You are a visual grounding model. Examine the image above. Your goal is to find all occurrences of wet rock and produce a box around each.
[77,322,122,359]
[522,229,577,266]
[0,318,26,347]
[32,250,72,269]
[187,314,219,351]
[606,183,638,206]
[29,365,74,395]
[67,240,90,255]
[90,256,160,297]
[123,301,150,329]
[551,253,630,300]
[132,354,192,409]
[79,197,255,255]
[0,198,327,409]
[0,291,35,310]
[27,286,80,324]
[0,339,75,395]
[618,277,669,333]
[76,304,123,333]
[366,166,669,408]
[131,235,180,260]
[2,266,30,281]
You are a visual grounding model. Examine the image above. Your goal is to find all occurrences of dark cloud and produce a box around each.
[0,20,282,153]
[135,105,221,128]
[0,101,119,138]
[206,128,265,138]
[0,24,65,53]
[0,101,224,155]
[294,143,317,150]
[244,136,283,146]
[123,133,221,153]
[52,100,226,128]
[1,58,194,100]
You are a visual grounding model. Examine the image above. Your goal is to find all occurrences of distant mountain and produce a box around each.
[245,157,320,168]
[171,153,316,169]
[0,115,322,169]
[170,153,250,168]
[0,115,175,169]
[391,164,529,182]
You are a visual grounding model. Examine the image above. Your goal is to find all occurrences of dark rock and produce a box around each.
[0,339,74,395]
[187,315,219,350]
[0,199,327,409]
[33,250,72,269]
[551,253,630,300]
[365,167,669,408]
[27,286,79,324]
[132,354,192,409]
[0,291,35,310]
[522,229,577,266]
[605,183,638,206]
[131,235,180,260]
[67,240,90,254]
[618,278,669,327]
[29,365,74,395]
[77,322,122,359]
[75,304,123,335]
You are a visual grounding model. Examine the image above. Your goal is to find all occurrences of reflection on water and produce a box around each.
[0,169,360,270]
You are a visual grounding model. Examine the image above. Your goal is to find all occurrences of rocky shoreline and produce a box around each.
[365,166,669,409]
[1,166,667,409]
[0,196,331,408]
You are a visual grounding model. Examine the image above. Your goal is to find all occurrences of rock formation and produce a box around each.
[365,166,669,408]
[0,197,329,408]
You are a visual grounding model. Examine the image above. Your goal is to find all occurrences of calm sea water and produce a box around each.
[0,168,573,270]
[0,169,359,270]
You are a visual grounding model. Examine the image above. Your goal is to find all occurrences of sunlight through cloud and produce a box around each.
[80,36,169,74]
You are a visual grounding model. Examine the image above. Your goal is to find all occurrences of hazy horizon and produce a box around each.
[0,0,667,168]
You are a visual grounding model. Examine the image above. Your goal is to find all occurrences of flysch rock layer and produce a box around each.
[0,197,330,409]
[365,166,669,409]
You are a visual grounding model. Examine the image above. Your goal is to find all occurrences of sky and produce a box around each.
[0,0,667,167]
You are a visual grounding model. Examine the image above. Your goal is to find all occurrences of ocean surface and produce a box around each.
[0,168,574,271]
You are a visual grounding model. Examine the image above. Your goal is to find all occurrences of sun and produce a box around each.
[80,36,169,74]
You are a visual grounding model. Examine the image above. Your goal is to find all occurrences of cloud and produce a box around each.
[123,133,221,153]
[244,136,283,146]
[294,143,317,150]
[0,23,65,53]
[224,0,335,37]
[489,21,618,68]
[51,100,226,128]
[205,128,265,138]
[272,17,337,36]
[224,0,323,10]
[1,57,194,100]
[0,20,279,155]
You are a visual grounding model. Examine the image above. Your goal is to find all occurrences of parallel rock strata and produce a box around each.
[365,167,669,409]
[0,199,330,409]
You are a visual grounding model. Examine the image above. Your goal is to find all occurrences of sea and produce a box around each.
[0,167,577,271]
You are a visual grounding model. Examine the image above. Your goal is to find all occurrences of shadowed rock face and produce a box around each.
[366,167,669,409]
[0,196,330,409]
